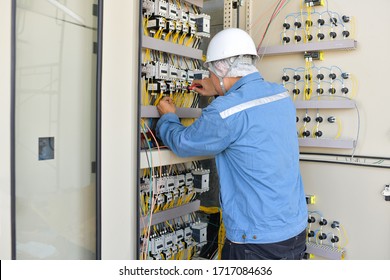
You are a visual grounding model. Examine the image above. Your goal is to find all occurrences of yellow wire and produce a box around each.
[298,125,306,138]
[351,16,356,39]
[154,92,164,106]
[185,35,194,47]
[199,206,225,260]
[312,123,320,138]
[142,78,149,106]
[181,118,195,127]
[172,31,180,44]
[340,225,349,247]
[179,32,187,45]
[143,17,149,36]
[165,31,173,42]
[305,6,312,42]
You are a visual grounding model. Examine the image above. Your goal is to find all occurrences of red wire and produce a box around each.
[257,0,288,51]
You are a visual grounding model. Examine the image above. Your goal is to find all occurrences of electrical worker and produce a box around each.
[156,28,308,260]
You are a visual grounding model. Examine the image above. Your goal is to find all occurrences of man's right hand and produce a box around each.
[191,78,218,97]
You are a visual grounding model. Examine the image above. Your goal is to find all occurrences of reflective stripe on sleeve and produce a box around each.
[219,91,290,119]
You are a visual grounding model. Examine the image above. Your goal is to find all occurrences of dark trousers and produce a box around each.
[221,229,306,260]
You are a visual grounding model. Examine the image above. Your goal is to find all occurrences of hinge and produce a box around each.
[93,4,98,17]
[91,161,96,174]
[93,42,98,54]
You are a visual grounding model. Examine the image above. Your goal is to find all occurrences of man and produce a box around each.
[156,28,308,260]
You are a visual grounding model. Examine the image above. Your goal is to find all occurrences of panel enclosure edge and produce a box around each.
[258,40,357,56]
[140,150,213,169]
[140,200,200,227]
[142,35,203,60]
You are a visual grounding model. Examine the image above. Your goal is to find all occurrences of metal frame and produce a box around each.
[140,200,200,227]
[142,35,203,60]
[141,105,202,118]
[10,0,16,260]
[299,138,355,149]
[294,99,356,109]
[140,149,212,169]
[258,40,357,56]
[95,0,104,260]
[185,0,203,7]
[306,242,345,260]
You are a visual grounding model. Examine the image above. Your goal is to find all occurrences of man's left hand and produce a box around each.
[157,96,176,115]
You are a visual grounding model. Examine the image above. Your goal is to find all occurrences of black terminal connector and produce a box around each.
[317,33,325,40]
[317,18,325,25]
[303,116,311,123]
[315,131,323,137]
[342,15,350,23]
[306,20,313,27]
[308,231,315,238]
[283,22,291,29]
[295,35,302,42]
[317,73,324,80]
[303,253,311,259]
[293,89,301,95]
[319,218,328,226]
[329,88,336,94]
[331,236,340,243]
[296,116,299,123]
[330,17,338,25]
[341,72,350,79]
[307,34,313,41]
[305,0,322,6]
[316,88,324,94]
[329,31,337,39]
[329,73,337,80]
[315,116,323,123]
[341,87,349,94]
[308,216,316,223]
[294,21,302,28]
[305,88,312,95]
[318,233,327,240]
[282,75,290,82]
[283,36,291,43]
[302,130,311,137]
[293,74,301,81]
[305,74,312,81]
[342,30,350,38]
[331,221,340,228]
[328,116,336,123]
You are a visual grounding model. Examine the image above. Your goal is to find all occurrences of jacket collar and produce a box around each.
[224,71,264,96]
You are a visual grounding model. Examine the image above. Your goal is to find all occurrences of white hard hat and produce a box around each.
[204,28,258,68]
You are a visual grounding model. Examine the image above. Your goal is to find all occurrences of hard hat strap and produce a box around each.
[209,55,242,95]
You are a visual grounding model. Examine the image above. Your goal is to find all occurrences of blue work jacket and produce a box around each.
[156,72,308,243]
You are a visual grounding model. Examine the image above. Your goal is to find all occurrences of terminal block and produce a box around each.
[195,14,211,38]
[306,194,316,204]
[304,0,324,6]
[167,2,178,20]
[142,0,155,17]
[192,169,210,193]
[155,177,167,194]
[304,51,324,61]
[147,16,166,31]
[194,69,209,80]
[191,222,207,244]
[166,177,175,192]
[174,174,185,188]
[154,0,168,18]
[150,235,164,255]
[178,9,188,23]
[185,172,194,187]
